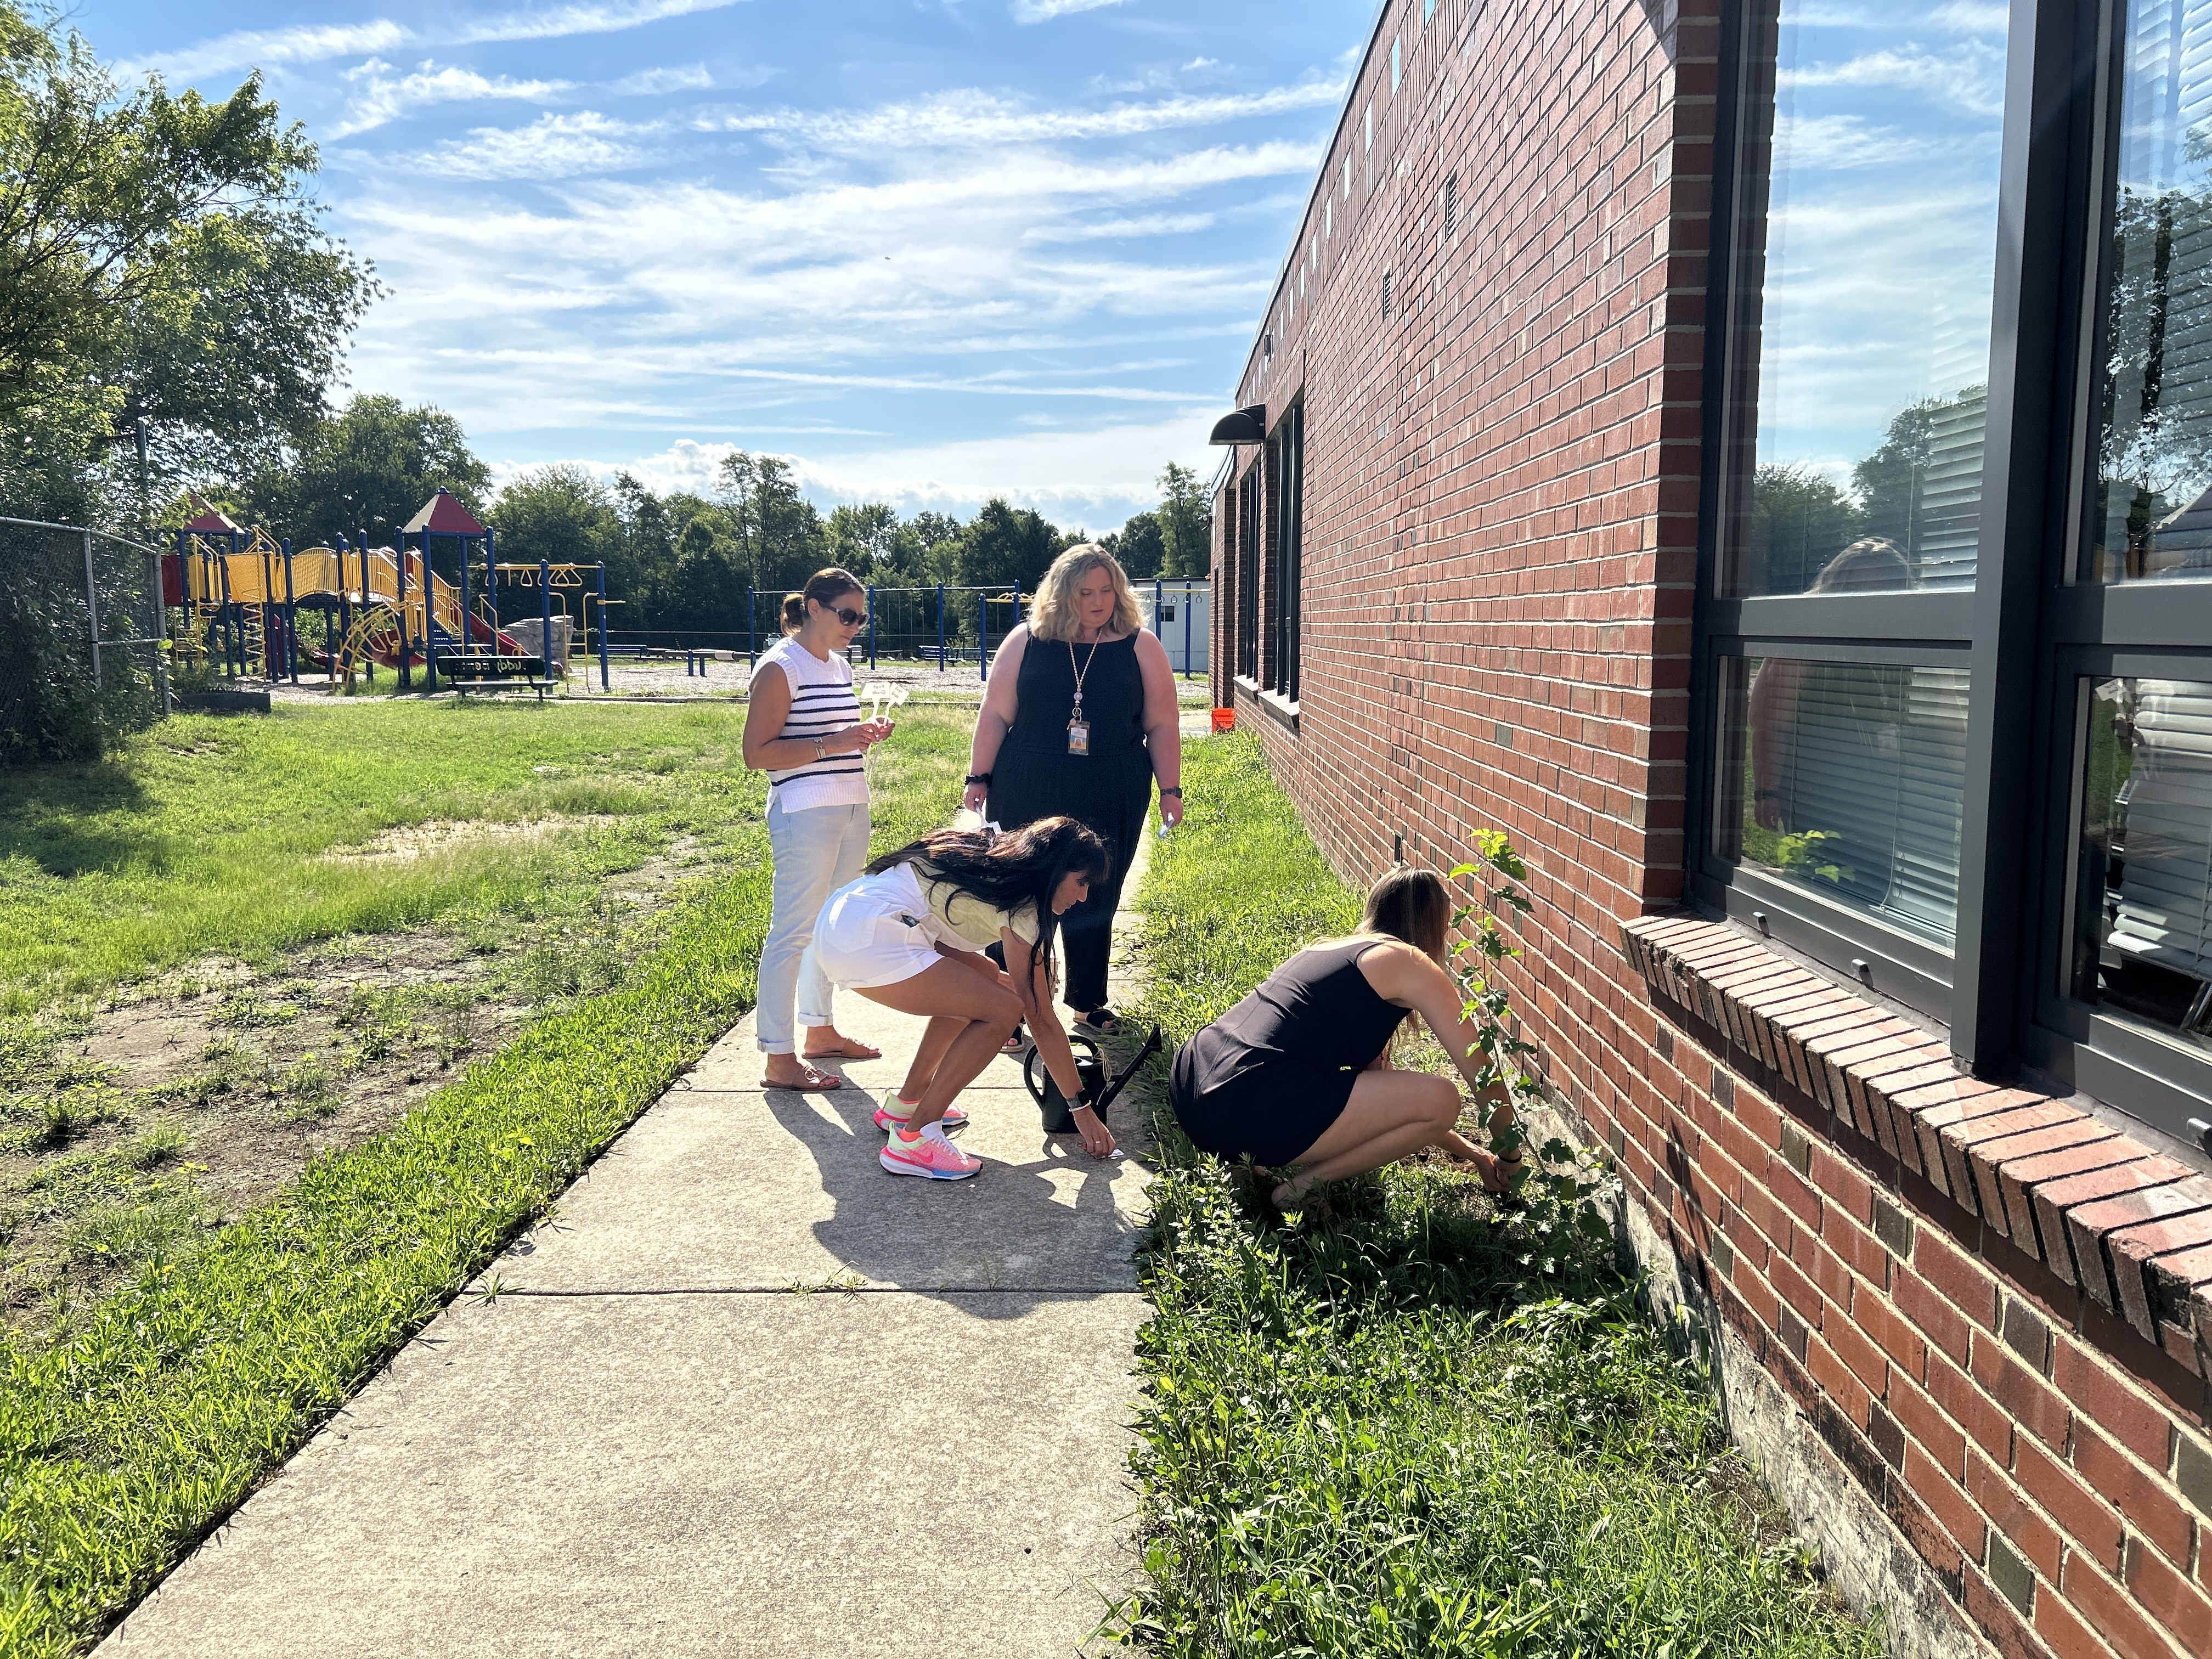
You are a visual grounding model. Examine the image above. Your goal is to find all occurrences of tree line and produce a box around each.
[0,2,1212,652]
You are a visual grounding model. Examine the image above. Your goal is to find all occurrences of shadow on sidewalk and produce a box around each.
[760,1080,1154,1321]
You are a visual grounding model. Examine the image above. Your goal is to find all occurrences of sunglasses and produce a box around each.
[826,604,867,627]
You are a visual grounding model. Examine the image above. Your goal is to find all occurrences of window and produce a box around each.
[1365,100,1374,153]
[1443,172,1458,238]
[1424,0,1437,20]
[1391,36,1402,91]
[1236,462,1261,679]
[1382,269,1393,324]
[1692,0,2212,1148]
[1342,154,1352,199]
[1265,401,1304,703]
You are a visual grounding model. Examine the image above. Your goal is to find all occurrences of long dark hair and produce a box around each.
[867,816,1109,974]
[782,567,862,634]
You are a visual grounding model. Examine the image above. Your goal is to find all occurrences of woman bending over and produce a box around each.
[1169,867,1520,1210]
[813,817,1121,1181]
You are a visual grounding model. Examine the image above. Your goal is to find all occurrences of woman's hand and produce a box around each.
[962,781,989,813]
[854,716,893,750]
[1070,1103,1118,1158]
[1158,792,1184,830]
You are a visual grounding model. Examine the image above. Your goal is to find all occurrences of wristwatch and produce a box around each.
[1160,786,1183,797]
[813,737,828,763]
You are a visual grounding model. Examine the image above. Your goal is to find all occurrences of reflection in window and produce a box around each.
[2072,679,2212,1048]
[2090,0,2212,583]
[1719,0,2008,596]
[1718,657,1971,945]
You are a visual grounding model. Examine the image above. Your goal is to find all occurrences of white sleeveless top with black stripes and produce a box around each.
[752,635,868,811]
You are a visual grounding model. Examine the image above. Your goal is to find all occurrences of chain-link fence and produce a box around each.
[1,516,170,765]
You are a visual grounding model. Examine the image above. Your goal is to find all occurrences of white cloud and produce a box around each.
[119,21,409,82]
[127,1,746,84]
[710,80,1343,150]
[334,63,573,139]
[452,0,744,47]
[1775,112,1951,171]
[1781,43,2008,118]
[612,63,718,95]
[1011,0,1130,23]
[405,111,661,179]
[539,413,1214,521]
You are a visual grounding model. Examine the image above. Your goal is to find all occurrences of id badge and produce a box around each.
[1066,720,1091,756]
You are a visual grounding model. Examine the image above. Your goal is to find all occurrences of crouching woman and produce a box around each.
[1169,867,1519,1211]
[812,817,1120,1181]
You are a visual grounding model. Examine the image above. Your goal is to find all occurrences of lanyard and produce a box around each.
[1068,636,1103,720]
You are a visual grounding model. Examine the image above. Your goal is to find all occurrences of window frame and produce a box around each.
[1689,0,2212,1148]
[1265,398,1304,708]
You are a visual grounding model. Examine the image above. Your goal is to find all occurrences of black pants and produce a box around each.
[989,744,1152,1012]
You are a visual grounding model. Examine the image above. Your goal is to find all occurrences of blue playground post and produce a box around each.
[747,588,757,668]
[540,556,553,686]
[217,534,237,678]
[867,586,877,668]
[396,527,411,690]
[484,528,499,651]
[1154,577,1163,642]
[334,534,350,681]
[978,589,988,682]
[458,528,473,661]
[1183,579,1193,679]
[936,583,946,671]
[281,539,298,683]
[596,562,610,690]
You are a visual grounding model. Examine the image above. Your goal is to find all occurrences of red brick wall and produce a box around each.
[1211,2,2212,1655]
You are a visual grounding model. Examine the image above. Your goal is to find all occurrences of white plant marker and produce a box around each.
[861,681,910,721]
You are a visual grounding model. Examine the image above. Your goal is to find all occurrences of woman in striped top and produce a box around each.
[742,568,894,1091]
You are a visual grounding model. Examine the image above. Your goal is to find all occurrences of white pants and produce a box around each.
[755,796,871,1054]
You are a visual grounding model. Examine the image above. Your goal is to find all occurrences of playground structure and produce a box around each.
[165,490,614,695]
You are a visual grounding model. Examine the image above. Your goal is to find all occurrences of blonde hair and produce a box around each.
[1026,544,1144,643]
[1361,867,1452,963]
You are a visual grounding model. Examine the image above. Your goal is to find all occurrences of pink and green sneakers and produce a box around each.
[879,1120,983,1181]
[872,1091,967,1133]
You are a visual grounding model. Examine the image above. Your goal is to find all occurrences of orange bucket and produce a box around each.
[1210,707,1235,733]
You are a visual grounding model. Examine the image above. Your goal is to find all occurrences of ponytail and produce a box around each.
[782,567,864,635]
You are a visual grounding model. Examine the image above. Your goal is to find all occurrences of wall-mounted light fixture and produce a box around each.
[1208,404,1267,445]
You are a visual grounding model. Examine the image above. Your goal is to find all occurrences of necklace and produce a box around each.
[1066,634,1103,757]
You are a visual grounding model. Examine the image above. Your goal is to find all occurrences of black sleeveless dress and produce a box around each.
[987,630,1154,1013]
[1170,939,1410,1165]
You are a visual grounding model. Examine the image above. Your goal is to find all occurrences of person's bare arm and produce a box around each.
[1003,927,1116,1157]
[1748,659,1802,831]
[741,667,889,772]
[1355,941,1509,1111]
[1132,629,1183,827]
[963,628,1029,812]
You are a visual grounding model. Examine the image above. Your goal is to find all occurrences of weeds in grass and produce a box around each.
[117,1125,189,1170]
[280,1056,340,1121]
[1105,734,1875,1658]
[0,701,974,1657]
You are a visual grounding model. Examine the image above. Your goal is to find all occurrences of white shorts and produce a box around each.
[813,864,972,990]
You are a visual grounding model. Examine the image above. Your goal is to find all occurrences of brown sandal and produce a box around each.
[761,1063,843,1092]
[803,1038,883,1061]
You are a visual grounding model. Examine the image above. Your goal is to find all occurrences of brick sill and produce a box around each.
[1623,914,2212,1386]
[1256,687,1300,733]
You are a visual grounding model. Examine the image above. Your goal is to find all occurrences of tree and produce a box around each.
[0,4,374,516]
[1106,509,1164,578]
[246,393,488,546]
[953,497,1070,593]
[493,465,618,567]
[1155,460,1212,578]
[1744,463,1861,594]
[716,449,828,598]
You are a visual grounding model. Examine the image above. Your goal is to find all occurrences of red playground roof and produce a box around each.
[404,488,487,537]
[183,493,239,534]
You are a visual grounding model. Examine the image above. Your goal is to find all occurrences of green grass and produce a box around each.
[1110,733,1878,1658]
[0,700,970,1656]
[0,700,759,1014]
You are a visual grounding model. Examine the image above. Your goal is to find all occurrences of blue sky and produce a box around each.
[87,0,1370,532]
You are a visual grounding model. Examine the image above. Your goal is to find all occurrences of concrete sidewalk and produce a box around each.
[100,876,1160,1657]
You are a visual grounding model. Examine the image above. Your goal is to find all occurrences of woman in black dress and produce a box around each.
[963,545,1182,1032]
[1170,868,1522,1210]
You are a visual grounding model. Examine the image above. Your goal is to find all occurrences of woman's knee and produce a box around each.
[981,989,1024,1032]
[1414,1074,1461,1132]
